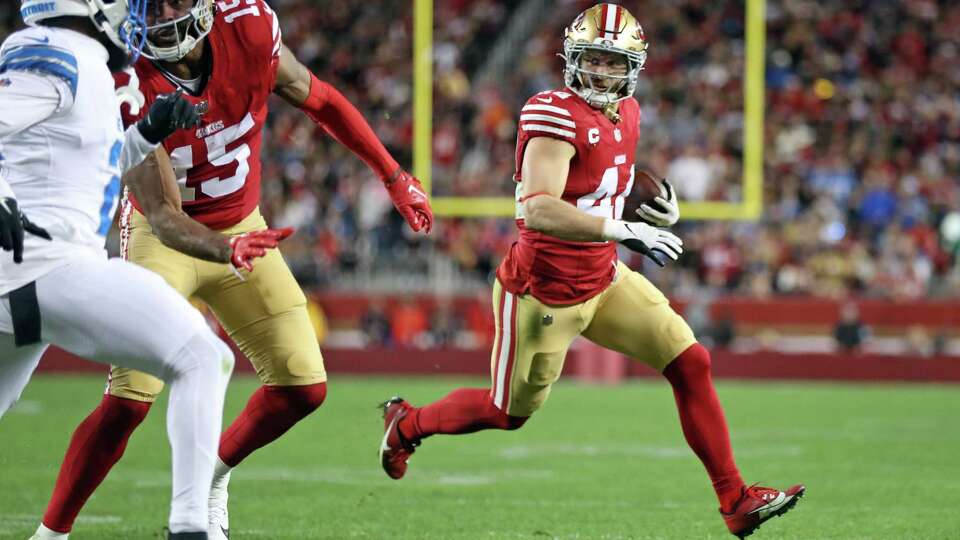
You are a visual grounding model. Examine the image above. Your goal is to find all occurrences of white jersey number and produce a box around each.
[576,161,634,219]
[217,0,261,22]
[170,113,255,202]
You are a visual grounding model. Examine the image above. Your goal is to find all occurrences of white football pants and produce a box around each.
[0,255,234,534]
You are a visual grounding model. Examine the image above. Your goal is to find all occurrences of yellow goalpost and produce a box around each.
[413,0,765,220]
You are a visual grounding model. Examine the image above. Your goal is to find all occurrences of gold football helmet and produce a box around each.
[562,3,648,109]
[142,0,215,62]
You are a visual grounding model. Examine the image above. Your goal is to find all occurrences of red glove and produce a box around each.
[228,227,294,272]
[385,169,434,233]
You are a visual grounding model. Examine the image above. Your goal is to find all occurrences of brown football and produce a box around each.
[622,169,664,222]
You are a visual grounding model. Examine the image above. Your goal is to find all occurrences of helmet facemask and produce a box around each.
[93,0,149,62]
[142,0,214,62]
[563,44,644,109]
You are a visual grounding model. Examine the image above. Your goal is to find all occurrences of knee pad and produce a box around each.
[102,394,153,427]
[664,343,712,382]
[265,382,327,417]
[164,331,235,383]
[208,334,236,376]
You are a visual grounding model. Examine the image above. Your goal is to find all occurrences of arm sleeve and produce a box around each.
[0,71,62,138]
[120,124,159,173]
[300,74,400,181]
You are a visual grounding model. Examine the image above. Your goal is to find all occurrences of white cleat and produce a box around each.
[208,466,231,540]
[30,524,69,540]
[208,498,230,540]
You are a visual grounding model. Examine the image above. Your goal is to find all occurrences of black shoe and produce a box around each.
[168,532,207,539]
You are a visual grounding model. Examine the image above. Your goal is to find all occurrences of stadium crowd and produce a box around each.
[257,0,960,303]
[288,0,960,304]
[2,0,958,303]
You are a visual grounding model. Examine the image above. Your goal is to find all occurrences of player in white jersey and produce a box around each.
[0,1,262,538]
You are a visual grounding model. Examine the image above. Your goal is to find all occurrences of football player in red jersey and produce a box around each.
[31,1,433,539]
[379,4,802,539]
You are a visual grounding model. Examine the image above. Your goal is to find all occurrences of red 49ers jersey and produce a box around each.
[497,89,641,305]
[114,0,282,230]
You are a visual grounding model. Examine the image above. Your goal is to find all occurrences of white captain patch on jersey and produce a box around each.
[0,26,124,295]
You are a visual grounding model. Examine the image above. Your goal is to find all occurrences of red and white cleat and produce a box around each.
[379,397,419,480]
[722,483,805,538]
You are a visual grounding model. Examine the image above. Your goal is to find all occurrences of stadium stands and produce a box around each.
[4,0,958,356]
[252,1,960,305]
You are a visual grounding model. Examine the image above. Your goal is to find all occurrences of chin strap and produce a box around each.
[603,103,621,123]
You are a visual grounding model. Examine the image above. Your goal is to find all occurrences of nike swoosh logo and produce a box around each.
[220,525,230,539]
[26,36,50,44]
[408,185,427,199]
[747,492,788,518]
[380,415,399,456]
[537,96,553,103]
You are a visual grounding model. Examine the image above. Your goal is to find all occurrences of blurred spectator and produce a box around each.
[904,325,935,358]
[360,299,392,347]
[426,297,465,347]
[462,289,496,349]
[390,297,429,347]
[834,302,869,353]
[710,310,737,350]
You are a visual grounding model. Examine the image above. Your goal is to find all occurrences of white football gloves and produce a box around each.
[602,218,683,267]
[636,179,679,227]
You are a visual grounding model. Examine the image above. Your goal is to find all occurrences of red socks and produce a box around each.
[43,359,738,529]
[399,352,742,513]
[218,382,327,467]
[663,343,745,512]
[43,395,152,533]
[399,387,528,441]
[42,383,327,533]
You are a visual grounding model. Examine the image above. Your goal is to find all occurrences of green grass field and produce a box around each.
[1,375,958,539]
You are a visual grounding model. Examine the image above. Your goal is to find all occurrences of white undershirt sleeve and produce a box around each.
[120,124,159,173]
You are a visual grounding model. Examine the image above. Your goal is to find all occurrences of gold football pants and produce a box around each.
[108,204,326,402]
[490,261,696,416]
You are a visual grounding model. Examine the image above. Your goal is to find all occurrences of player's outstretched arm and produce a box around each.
[123,147,291,271]
[272,44,433,233]
[522,137,682,266]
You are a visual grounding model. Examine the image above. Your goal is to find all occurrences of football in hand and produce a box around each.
[622,169,665,222]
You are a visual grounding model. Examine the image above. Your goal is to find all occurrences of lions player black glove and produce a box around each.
[137,89,204,144]
[0,197,52,264]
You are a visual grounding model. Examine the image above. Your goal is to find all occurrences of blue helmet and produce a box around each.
[21,0,149,62]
